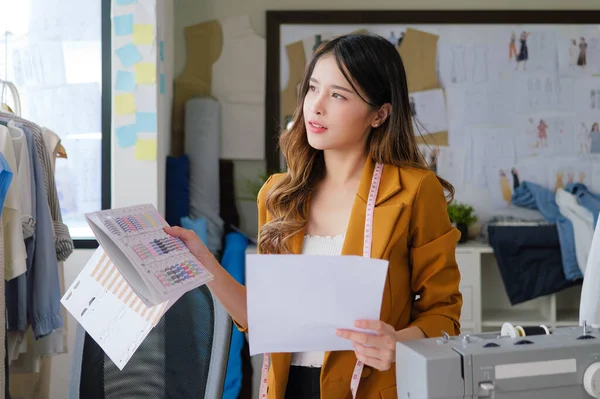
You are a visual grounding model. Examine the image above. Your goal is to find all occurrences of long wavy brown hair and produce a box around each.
[258,33,454,255]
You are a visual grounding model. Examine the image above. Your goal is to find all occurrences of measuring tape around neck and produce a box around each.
[259,162,385,398]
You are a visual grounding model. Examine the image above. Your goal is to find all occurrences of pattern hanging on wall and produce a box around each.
[112,0,158,161]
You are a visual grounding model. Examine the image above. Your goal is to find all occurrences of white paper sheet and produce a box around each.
[515,114,576,159]
[246,254,389,356]
[410,89,448,135]
[61,247,177,370]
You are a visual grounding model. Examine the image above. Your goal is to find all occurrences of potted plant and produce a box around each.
[447,201,477,243]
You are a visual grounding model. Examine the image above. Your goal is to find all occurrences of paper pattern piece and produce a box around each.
[62,247,174,369]
[246,254,388,356]
[112,0,158,159]
[410,89,448,135]
[437,147,466,189]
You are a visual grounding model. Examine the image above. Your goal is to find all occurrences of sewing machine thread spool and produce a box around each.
[501,323,550,338]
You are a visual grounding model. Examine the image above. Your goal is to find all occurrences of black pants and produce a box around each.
[285,366,321,399]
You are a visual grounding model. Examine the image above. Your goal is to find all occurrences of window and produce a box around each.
[0,0,110,244]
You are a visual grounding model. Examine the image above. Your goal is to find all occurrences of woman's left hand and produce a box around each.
[336,320,396,371]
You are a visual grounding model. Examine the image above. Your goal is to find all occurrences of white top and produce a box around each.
[0,125,27,280]
[290,234,345,368]
[556,188,594,274]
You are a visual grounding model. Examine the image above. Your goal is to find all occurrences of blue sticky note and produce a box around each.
[136,112,157,132]
[115,43,142,68]
[116,0,136,4]
[114,14,133,36]
[116,125,137,148]
[115,70,136,92]
[160,73,165,94]
[159,40,164,61]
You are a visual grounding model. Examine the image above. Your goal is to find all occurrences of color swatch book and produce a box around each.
[84,204,214,307]
[61,247,176,369]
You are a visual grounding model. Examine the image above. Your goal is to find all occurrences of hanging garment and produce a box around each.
[488,224,578,305]
[0,152,14,397]
[221,232,248,399]
[512,181,582,281]
[0,125,27,280]
[211,15,265,160]
[556,188,595,274]
[23,126,63,338]
[580,218,600,327]
[8,124,34,238]
[1,114,74,261]
[165,154,190,227]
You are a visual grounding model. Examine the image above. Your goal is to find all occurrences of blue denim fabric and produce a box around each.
[512,181,582,281]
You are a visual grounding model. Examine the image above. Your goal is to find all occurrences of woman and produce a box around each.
[166,33,462,398]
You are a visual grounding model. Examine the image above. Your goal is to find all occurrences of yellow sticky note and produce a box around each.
[135,138,157,161]
[114,93,135,115]
[133,24,154,45]
[135,62,156,84]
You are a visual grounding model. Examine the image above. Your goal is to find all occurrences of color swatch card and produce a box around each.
[85,204,214,307]
[61,247,177,370]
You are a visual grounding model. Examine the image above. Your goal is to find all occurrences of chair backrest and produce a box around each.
[70,285,231,399]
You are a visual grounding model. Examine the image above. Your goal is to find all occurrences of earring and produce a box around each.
[373,123,378,127]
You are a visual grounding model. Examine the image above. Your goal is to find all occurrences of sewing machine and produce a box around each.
[395,323,600,398]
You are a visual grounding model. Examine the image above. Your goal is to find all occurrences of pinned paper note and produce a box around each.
[133,24,154,45]
[135,62,156,84]
[116,125,138,148]
[160,73,165,94]
[135,137,157,161]
[117,0,136,4]
[115,70,136,92]
[135,85,157,112]
[114,14,134,36]
[115,93,135,115]
[159,40,164,61]
[116,43,143,68]
[136,112,157,132]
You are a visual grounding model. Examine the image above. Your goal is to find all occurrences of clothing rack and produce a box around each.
[0,105,74,399]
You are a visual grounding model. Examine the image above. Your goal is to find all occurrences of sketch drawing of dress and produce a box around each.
[591,129,600,153]
[517,38,528,62]
[578,40,588,66]
[500,171,512,205]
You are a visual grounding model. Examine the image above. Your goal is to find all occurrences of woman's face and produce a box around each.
[303,54,377,153]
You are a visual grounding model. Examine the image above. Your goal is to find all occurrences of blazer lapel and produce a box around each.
[322,159,404,384]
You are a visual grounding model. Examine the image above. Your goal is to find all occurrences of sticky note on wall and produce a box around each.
[116,44,142,68]
[114,14,134,36]
[115,93,135,115]
[115,70,136,92]
[135,138,157,161]
[133,24,154,45]
[135,62,156,84]
[117,0,136,4]
[115,125,137,148]
[136,112,157,132]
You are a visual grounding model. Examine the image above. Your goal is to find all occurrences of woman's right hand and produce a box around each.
[164,226,217,270]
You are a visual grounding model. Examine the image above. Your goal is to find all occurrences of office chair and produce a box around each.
[69,285,231,398]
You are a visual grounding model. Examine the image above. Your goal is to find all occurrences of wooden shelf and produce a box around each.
[482,308,550,327]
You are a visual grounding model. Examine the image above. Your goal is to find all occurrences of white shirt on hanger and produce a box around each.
[0,125,27,279]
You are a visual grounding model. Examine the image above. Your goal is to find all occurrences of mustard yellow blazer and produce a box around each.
[239,158,462,399]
